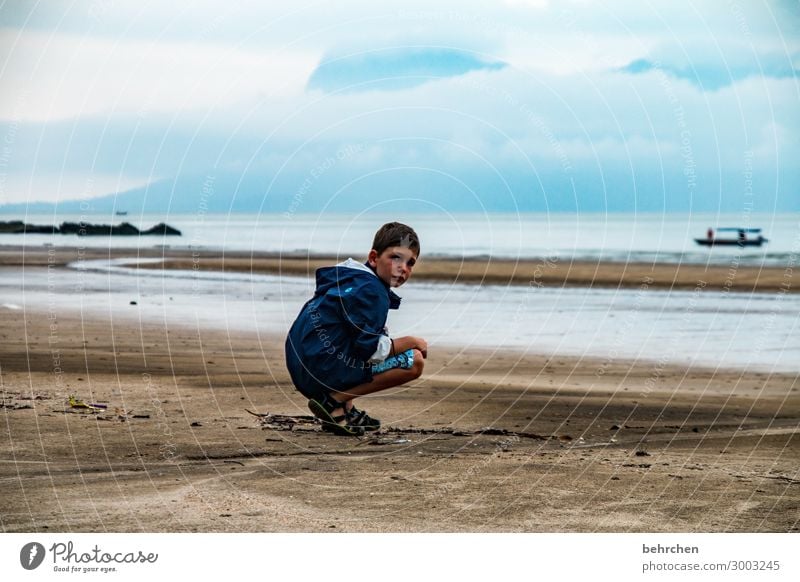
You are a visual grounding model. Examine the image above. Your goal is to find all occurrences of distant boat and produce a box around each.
[695,227,768,247]
[115,211,128,216]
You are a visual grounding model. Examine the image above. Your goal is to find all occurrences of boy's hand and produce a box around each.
[393,336,428,359]
[415,337,428,359]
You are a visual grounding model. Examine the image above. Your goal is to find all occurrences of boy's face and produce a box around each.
[368,246,418,288]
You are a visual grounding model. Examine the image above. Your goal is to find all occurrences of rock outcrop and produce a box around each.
[0,220,181,236]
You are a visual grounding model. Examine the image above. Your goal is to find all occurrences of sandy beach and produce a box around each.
[1,246,798,532]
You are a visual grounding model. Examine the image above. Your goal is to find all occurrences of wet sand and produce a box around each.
[0,244,795,293]
[1,283,798,532]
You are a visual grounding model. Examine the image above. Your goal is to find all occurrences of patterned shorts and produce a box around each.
[371,349,415,375]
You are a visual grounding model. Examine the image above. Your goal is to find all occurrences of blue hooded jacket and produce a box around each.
[285,259,401,399]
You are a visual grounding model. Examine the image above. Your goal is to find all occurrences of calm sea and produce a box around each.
[3,212,799,266]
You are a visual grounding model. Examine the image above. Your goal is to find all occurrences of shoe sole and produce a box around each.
[308,399,364,437]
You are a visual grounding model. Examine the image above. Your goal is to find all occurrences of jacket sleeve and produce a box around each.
[368,334,392,363]
[337,281,390,361]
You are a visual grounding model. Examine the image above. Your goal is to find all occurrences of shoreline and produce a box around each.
[0,244,795,293]
[3,250,798,374]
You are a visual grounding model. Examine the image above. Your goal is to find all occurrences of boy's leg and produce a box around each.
[308,349,424,434]
[330,348,424,405]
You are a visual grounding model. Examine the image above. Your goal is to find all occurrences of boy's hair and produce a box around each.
[371,222,420,256]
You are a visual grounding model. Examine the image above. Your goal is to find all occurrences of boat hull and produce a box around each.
[694,238,768,247]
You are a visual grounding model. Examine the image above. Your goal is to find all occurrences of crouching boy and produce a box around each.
[285,222,427,436]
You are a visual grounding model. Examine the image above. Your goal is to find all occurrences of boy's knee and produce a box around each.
[410,349,425,379]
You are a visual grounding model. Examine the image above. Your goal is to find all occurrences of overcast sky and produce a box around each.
[1,0,798,212]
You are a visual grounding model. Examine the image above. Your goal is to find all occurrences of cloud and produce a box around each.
[503,0,548,7]
[306,47,506,93]
[619,54,799,91]
[0,27,318,122]
[1,1,798,211]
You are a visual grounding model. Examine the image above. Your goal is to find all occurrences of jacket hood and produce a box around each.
[314,258,401,309]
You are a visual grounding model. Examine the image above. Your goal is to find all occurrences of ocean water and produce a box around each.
[2,211,799,266]
[3,258,797,373]
[4,212,798,372]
